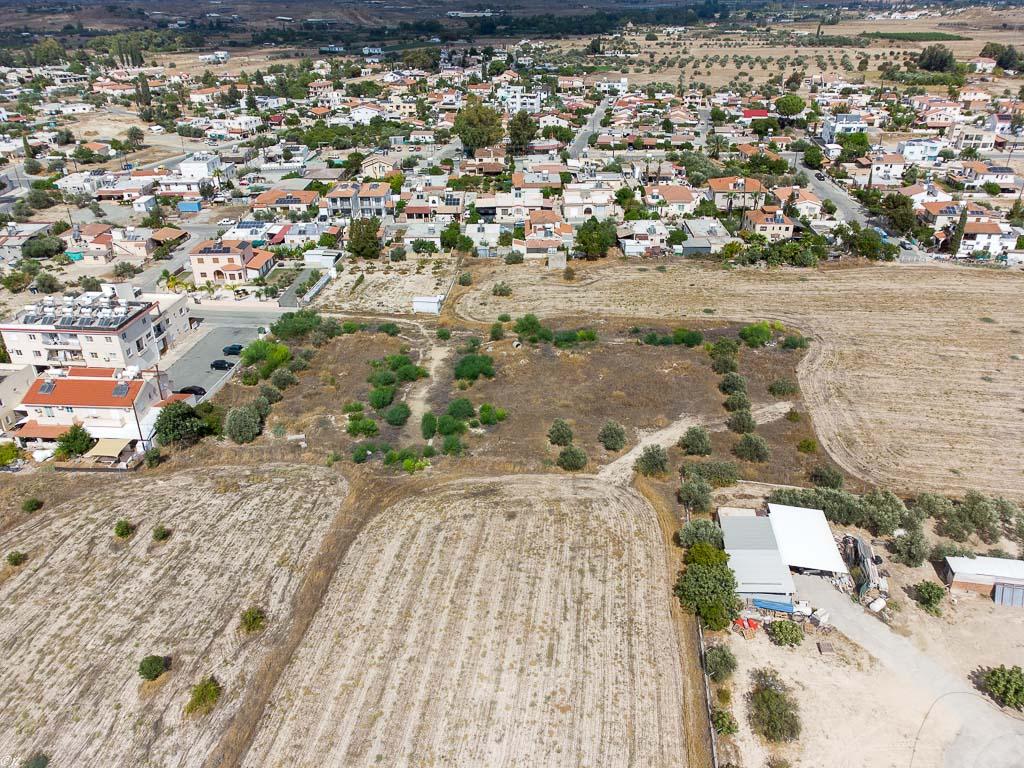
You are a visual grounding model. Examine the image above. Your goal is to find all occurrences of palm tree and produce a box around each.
[707,134,728,160]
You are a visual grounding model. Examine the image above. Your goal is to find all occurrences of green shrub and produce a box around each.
[739,321,772,347]
[454,354,495,381]
[384,403,411,426]
[685,541,729,566]
[377,322,400,336]
[346,415,379,437]
[712,707,738,735]
[343,401,364,413]
[726,409,756,434]
[674,562,738,630]
[144,447,162,468]
[768,378,798,397]
[369,386,396,409]
[0,442,21,467]
[422,445,436,458]
[55,423,94,460]
[437,414,466,435]
[983,665,1024,710]
[891,527,928,567]
[138,655,169,681]
[240,606,267,633]
[442,434,464,455]
[21,497,43,513]
[678,478,712,514]
[782,334,809,350]
[6,550,27,567]
[478,403,506,425]
[458,272,472,286]
[152,524,171,542]
[913,581,946,616]
[598,420,627,451]
[395,364,427,382]
[225,405,262,444]
[421,412,437,439]
[260,385,282,404]
[368,368,397,387]
[489,322,505,341]
[679,519,724,549]
[270,368,298,389]
[723,392,750,412]
[185,676,222,717]
[704,644,736,683]
[785,408,801,422]
[548,419,573,446]
[809,464,844,489]
[765,620,804,646]
[748,668,801,742]
[718,372,747,395]
[557,445,588,471]
[673,327,704,347]
[680,426,712,456]
[682,461,739,487]
[711,355,737,374]
[114,519,135,539]
[634,444,669,476]
[20,753,49,768]
[446,398,475,420]
[497,313,511,322]
[734,433,770,462]
[492,281,512,296]
[436,327,452,340]
[797,438,817,454]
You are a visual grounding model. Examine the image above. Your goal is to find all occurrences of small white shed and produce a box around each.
[412,295,443,315]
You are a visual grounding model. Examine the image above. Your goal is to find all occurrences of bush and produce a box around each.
[679,519,724,549]
[56,423,93,459]
[384,403,411,426]
[739,321,773,347]
[711,355,737,374]
[436,327,451,340]
[680,426,712,456]
[152,524,171,542]
[138,655,169,681]
[768,378,798,397]
[368,386,396,409]
[673,327,704,347]
[891,527,928,567]
[421,412,437,439]
[704,644,737,683]
[446,398,475,420]
[797,438,817,454]
[782,334,809,350]
[270,368,298,389]
[712,708,738,735]
[185,676,222,717]
[734,433,770,462]
[260,385,282,404]
[492,281,512,297]
[682,461,739,488]
[489,322,504,341]
[114,519,135,539]
[748,668,801,742]
[478,403,506,425]
[225,405,262,444]
[458,272,472,286]
[454,354,495,381]
[368,368,397,387]
[678,478,713,514]
[718,372,747,395]
[21,497,43,513]
[240,606,267,633]
[765,620,804,646]
[809,464,844,489]
[442,434,464,456]
[598,420,627,451]
[983,665,1024,710]
[686,541,729,566]
[557,445,588,471]
[155,401,208,446]
[634,444,669,476]
[723,392,750,412]
[20,753,49,768]
[144,447,162,468]
[674,562,738,630]
[548,419,573,446]
[6,550,27,567]
[727,409,756,434]
[913,580,946,616]
[346,415,379,437]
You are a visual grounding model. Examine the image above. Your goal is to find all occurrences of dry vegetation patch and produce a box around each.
[243,474,688,768]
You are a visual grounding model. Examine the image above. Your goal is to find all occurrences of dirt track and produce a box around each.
[456,262,1024,499]
[242,475,688,768]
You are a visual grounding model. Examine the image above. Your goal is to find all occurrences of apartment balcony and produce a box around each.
[41,337,81,350]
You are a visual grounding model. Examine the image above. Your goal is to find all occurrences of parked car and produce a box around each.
[217,218,234,226]
[815,172,826,181]
[899,240,913,250]
[222,343,244,356]
[175,385,207,397]
[210,359,234,371]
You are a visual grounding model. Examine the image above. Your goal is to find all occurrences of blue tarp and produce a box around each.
[752,598,794,613]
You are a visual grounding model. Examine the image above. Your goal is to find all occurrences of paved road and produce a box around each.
[136,223,223,292]
[795,575,1024,768]
[569,98,611,159]
[164,325,258,399]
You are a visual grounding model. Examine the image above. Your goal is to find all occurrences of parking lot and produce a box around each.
[164,325,258,400]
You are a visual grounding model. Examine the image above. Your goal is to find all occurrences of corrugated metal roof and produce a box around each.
[723,516,795,596]
[947,556,1024,583]
[722,516,778,550]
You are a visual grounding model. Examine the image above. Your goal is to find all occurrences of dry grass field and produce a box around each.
[0,465,346,767]
[242,474,688,768]
[455,260,1024,500]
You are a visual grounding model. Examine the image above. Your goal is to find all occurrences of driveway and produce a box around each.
[164,325,258,400]
[794,574,1024,768]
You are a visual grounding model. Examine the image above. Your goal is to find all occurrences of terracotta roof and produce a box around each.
[15,420,69,439]
[22,377,144,408]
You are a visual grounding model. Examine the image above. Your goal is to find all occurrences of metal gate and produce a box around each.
[994,583,1024,608]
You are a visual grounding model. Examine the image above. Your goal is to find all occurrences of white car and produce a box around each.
[217,218,234,226]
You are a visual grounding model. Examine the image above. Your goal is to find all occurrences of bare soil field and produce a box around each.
[315,256,459,316]
[242,474,688,768]
[455,261,1024,500]
[722,630,959,768]
[0,465,346,768]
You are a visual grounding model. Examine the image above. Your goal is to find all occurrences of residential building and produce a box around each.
[643,184,699,218]
[323,182,393,219]
[821,113,868,144]
[252,188,321,213]
[742,207,795,241]
[705,177,766,211]
[0,362,35,432]
[190,239,276,283]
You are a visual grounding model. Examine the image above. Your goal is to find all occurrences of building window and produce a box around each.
[32,351,41,358]
[84,335,93,342]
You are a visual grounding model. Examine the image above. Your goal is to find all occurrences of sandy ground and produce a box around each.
[316,256,459,315]
[723,630,959,768]
[242,474,688,768]
[0,465,346,768]
[454,261,1024,500]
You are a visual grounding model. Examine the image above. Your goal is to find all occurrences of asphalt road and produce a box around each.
[569,98,611,159]
[164,325,258,399]
[801,167,869,227]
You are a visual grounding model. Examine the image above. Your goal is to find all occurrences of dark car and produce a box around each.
[222,343,244,356]
[175,385,207,397]
[815,172,826,181]
[210,359,235,371]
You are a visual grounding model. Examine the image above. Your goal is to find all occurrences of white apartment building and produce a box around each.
[0,285,190,372]
[496,85,543,114]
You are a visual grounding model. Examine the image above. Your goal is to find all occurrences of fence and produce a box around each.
[684,502,720,768]
[300,273,331,305]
